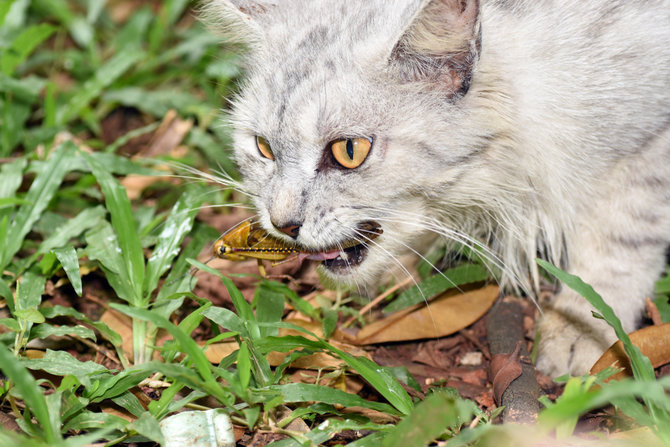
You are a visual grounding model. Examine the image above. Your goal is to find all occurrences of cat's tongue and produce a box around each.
[297,250,343,262]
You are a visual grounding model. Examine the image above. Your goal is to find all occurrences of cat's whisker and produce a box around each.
[350,228,439,333]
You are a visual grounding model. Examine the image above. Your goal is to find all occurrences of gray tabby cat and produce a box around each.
[204,0,670,377]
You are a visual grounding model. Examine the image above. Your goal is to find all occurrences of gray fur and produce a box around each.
[204,0,670,377]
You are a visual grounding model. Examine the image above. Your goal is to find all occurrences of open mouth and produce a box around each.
[299,221,383,273]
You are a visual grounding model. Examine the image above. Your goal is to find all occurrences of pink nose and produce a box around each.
[276,224,300,239]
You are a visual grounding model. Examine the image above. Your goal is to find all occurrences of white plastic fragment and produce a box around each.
[159,409,235,447]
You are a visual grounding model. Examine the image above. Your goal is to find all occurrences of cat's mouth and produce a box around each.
[299,221,382,272]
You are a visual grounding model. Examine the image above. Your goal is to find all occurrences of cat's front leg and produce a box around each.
[536,227,667,377]
[536,139,670,377]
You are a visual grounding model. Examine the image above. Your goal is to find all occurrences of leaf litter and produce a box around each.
[3,2,670,444]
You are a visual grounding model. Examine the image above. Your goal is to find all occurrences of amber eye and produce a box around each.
[256,136,274,160]
[329,137,372,169]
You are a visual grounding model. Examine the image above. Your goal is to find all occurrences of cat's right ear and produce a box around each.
[388,0,481,98]
[199,0,276,45]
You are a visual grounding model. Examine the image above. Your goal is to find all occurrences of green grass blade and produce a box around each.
[143,188,202,298]
[0,345,61,443]
[35,206,106,259]
[381,391,477,447]
[0,0,15,26]
[16,270,46,314]
[237,340,251,390]
[52,246,82,296]
[0,156,26,199]
[536,259,655,382]
[265,383,399,415]
[189,260,256,325]
[110,303,228,401]
[84,221,137,304]
[2,141,76,270]
[0,23,56,75]
[258,332,413,415]
[55,47,144,126]
[83,152,144,305]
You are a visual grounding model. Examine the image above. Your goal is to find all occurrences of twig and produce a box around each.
[342,276,414,328]
[487,296,542,423]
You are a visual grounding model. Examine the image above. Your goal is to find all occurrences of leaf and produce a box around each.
[591,323,670,380]
[110,304,227,402]
[15,271,46,335]
[30,323,96,342]
[537,259,656,382]
[0,72,42,103]
[0,23,56,75]
[202,306,246,335]
[52,246,82,296]
[41,305,123,347]
[1,141,76,270]
[63,411,128,432]
[356,285,499,344]
[0,156,26,199]
[254,281,285,338]
[0,317,20,331]
[129,412,165,445]
[490,341,523,405]
[386,264,489,313]
[265,383,398,415]
[381,391,477,447]
[189,260,256,326]
[257,330,413,416]
[35,205,106,259]
[85,221,137,304]
[21,349,107,389]
[237,340,251,390]
[0,344,60,443]
[143,187,202,297]
[56,47,144,125]
[83,152,145,305]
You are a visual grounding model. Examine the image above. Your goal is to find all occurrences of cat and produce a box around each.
[203,0,670,378]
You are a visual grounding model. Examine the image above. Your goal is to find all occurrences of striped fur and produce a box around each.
[204,0,670,377]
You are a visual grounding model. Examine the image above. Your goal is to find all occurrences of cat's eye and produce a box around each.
[256,136,274,160]
[329,137,372,169]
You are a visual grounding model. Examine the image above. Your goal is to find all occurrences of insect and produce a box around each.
[213,218,384,276]
[213,219,299,275]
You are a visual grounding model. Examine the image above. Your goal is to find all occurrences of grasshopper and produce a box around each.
[213,218,384,276]
[213,219,298,276]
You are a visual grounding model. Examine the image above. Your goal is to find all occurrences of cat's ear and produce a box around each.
[389,0,481,97]
[200,0,277,45]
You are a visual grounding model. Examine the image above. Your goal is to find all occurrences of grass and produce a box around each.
[1,1,670,446]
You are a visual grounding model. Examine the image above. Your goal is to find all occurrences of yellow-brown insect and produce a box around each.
[213,219,298,265]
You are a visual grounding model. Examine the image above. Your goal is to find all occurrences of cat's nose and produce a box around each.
[274,222,301,239]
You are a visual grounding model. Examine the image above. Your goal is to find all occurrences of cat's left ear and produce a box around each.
[389,0,481,97]
[200,0,277,45]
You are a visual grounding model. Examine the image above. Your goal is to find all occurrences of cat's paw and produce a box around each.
[535,309,614,378]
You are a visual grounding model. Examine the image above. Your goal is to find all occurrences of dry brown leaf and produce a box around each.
[354,285,499,344]
[142,109,193,158]
[590,322,670,380]
[100,308,133,358]
[121,174,174,200]
[490,341,522,405]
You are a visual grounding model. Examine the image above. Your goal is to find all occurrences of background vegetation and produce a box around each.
[2,1,670,446]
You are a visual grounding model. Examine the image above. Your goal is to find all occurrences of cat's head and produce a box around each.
[206,0,492,287]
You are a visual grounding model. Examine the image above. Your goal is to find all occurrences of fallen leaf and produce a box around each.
[590,322,670,380]
[490,341,522,405]
[646,297,662,326]
[141,109,193,158]
[355,285,499,344]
